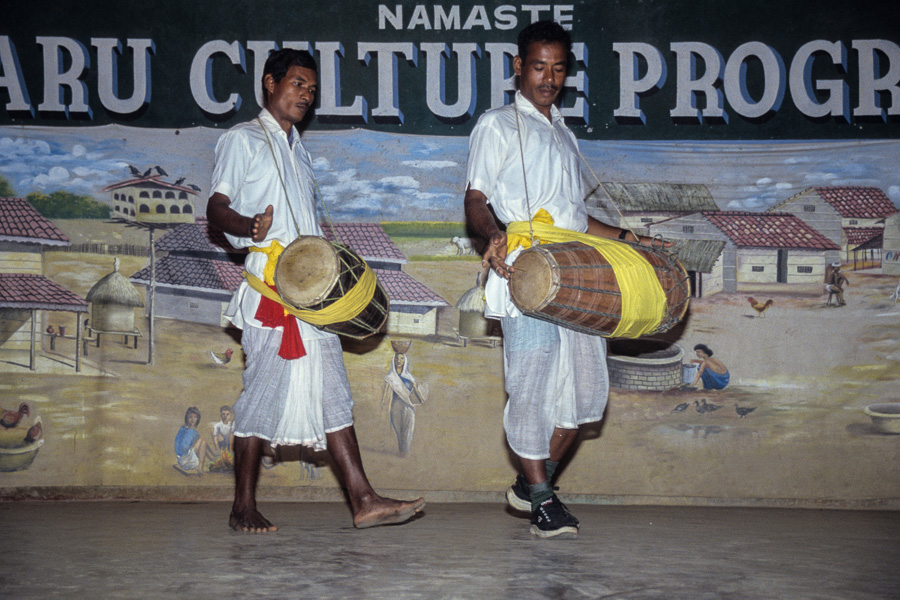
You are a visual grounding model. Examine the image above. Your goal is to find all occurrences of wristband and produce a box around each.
[618,229,628,240]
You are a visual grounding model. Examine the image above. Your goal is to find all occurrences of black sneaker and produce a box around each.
[507,476,577,523]
[530,494,579,538]
[506,474,531,512]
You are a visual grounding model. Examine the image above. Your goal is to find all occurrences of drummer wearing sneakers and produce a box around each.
[207,48,424,533]
[464,21,659,538]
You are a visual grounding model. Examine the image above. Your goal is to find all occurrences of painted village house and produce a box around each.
[129,218,245,327]
[769,186,898,267]
[648,211,841,294]
[586,182,727,298]
[0,198,88,371]
[102,169,200,226]
[130,220,449,336]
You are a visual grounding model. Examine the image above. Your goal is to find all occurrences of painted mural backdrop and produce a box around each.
[1,1,898,506]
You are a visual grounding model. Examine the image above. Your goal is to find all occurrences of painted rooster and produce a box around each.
[0,403,30,428]
[747,297,773,318]
[209,348,234,366]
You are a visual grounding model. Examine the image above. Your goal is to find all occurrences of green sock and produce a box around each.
[545,460,559,482]
[528,481,554,511]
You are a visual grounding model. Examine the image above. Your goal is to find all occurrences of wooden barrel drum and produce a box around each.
[509,241,690,337]
[274,236,389,339]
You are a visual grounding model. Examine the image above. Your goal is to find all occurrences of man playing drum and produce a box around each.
[207,48,424,533]
[464,21,661,538]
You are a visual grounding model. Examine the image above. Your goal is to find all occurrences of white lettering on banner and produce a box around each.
[561,42,587,123]
[190,40,245,117]
[486,42,517,109]
[316,42,368,124]
[0,36,34,115]
[0,33,896,127]
[853,39,900,120]
[613,42,667,124]
[422,43,480,121]
[36,36,92,118]
[669,42,727,123]
[790,40,849,121]
[377,4,574,31]
[615,39,899,124]
[724,42,786,119]
[92,38,155,116]
[358,42,417,124]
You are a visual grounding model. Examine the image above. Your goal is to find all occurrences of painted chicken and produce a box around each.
[25,421,43,444]
[209,348,234,366]
[0,403,30,428]
[747,297,773,318]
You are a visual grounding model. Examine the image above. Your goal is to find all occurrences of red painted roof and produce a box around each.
[844,227,883,246]
[703,211,840,250]
[322,223,406,263]
[130,255,244,292]
[812,187,897,219]
[374,268,449,306]
[0,198,69,245]
[0,273,88,311]
[156,217,244,254]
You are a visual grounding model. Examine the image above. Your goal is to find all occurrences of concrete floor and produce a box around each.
[1,501,898,599]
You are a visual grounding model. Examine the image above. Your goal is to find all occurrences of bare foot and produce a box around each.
[352,496,426,529]
[229,506,278,533]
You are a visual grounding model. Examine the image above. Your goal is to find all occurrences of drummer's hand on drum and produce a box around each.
[482,231,513,279]
[250,205,274,243]
[635,233,674,249]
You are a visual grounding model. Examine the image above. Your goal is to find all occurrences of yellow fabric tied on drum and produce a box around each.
[244,242,377,326]
[507,209,667,339]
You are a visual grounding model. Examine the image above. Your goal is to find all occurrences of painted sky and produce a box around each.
[1,125,898,222]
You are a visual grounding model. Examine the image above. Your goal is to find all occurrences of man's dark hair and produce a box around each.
[262,48,318,103]
[517,20,572,62]
[694,344,713,357]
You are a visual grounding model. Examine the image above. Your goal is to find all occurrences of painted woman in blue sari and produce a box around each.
[690,344,730,390]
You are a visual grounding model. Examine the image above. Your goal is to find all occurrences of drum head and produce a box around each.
[274,236,340,308]
[509,247,557,311]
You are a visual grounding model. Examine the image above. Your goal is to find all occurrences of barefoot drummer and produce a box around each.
[207,48,424,533]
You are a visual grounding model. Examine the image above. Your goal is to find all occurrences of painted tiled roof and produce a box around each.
[0,198,69,245]
[130,255,245,292]
[0,273,88,311]
[374,268,449,307]
[774,186,898,219]
[813,186,897,218]
[155,217,244,254]
[702,211,840,250]
[322,223,406,263]
[844,227,883,246]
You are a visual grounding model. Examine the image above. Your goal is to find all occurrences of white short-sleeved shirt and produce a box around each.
[466,92,590,317]
[211,109,330,340]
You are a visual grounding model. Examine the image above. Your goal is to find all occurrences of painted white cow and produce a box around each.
[451,236,476,255]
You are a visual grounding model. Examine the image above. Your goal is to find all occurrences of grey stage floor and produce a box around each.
[0,501,898,599]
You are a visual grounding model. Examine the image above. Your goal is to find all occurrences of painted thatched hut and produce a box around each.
[455,272,496,338]
[85,258,145,332]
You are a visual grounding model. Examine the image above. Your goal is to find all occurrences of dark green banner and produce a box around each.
[2,0,899,139]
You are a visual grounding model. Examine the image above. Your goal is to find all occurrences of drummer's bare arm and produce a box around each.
[206,193,273,243]
[586,216,673,248]
[464,187,512,278]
